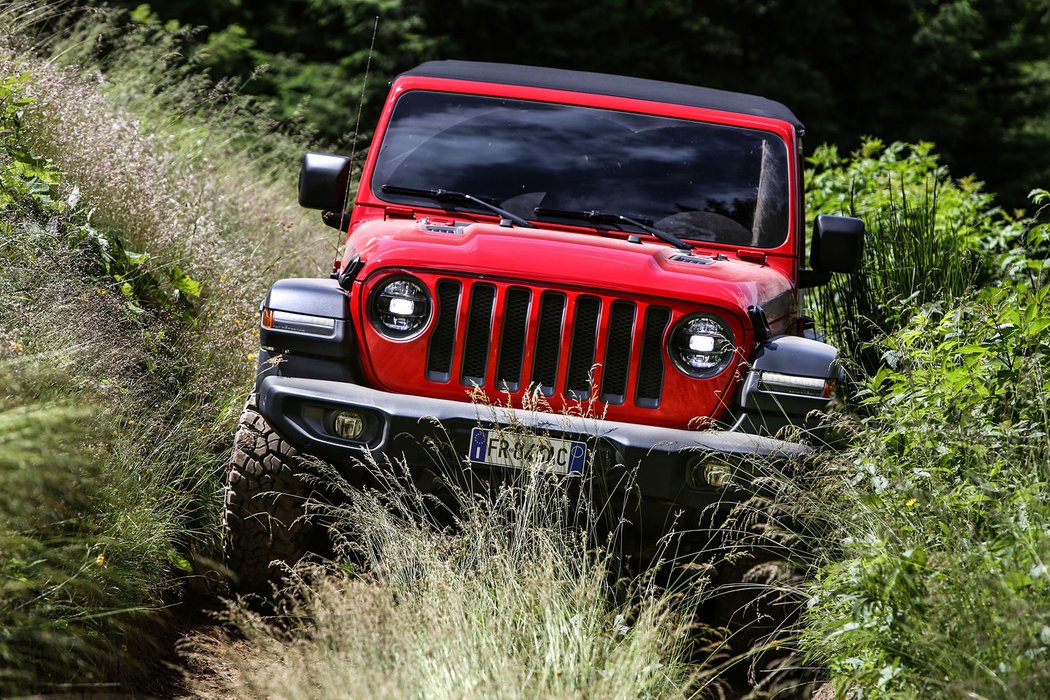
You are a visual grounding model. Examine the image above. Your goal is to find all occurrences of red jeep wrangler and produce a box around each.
[222,61,863,592]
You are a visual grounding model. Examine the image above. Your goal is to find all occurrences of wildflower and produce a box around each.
[96,554,106,567]
[905,498,917,507]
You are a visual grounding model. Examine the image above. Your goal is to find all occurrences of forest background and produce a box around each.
[113,0,1050,209]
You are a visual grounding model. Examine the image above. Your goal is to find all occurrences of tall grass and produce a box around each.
[0,1,327,691]
[2,0,330,396]
[804,139,1019,375]
[190,451,712,699]
[0,206,195,689]
[813,189,979,374]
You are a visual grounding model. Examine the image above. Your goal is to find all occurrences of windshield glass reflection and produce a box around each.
[372,91,790,248]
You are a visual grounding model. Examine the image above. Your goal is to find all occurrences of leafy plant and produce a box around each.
[0,72,62,213]
[804,140,1027,376]
[802,284,1050,697]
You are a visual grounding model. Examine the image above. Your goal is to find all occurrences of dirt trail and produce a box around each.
[125,577,241,699]
[174,618,250,699]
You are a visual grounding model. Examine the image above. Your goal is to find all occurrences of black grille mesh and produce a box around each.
[461,284,495,384]
[426,279,461,381]
[496,287,531,391]
[637,307,671,407]
[600,301,635,403]
[532,292,565,395]
[566,296,601,399]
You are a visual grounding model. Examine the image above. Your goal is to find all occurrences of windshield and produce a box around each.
[372,90,791,248]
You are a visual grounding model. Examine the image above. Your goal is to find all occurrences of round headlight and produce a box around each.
[368,275,432,339]
[670,313,735,377]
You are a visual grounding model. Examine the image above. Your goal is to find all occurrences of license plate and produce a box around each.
[468,427,587,475]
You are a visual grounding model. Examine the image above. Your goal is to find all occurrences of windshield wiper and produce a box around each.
[382,185,535,228]
[533,207,691,250]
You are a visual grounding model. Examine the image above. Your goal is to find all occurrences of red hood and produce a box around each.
[347,218,796,325]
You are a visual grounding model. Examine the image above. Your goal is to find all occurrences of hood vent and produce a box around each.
[669,254,715,266]
[422,222,467,235]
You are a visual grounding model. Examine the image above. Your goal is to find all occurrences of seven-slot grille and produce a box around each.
[425,278,672,408]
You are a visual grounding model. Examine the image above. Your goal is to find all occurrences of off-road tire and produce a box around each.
[222,396,317,597]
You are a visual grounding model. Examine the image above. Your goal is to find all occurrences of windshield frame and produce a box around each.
[356,78,800,256]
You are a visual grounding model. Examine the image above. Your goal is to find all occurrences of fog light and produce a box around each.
[702,458,733,487]
[331,410,366,440]
[686,455,736,489]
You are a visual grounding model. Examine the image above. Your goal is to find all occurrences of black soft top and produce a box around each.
[400,60,803,131]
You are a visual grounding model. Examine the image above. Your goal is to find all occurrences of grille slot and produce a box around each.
[496,287,531,391]
[461,284,496,385]
[566,296,601,399]
[426,279,461,381]
[600,301,635,404]
[637,306,671,408]
[532,292,566,396]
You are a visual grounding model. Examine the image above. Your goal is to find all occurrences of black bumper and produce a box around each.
[257,376,810,510]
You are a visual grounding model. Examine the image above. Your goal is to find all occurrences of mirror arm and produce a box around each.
[798,269,832,288]
[322,210,352,232]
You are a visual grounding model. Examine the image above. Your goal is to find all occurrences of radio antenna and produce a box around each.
[337,15,379,253]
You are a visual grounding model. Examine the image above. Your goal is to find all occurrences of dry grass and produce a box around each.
[189,453,710,699]
[0,2,335,691]
[1,1,332,398]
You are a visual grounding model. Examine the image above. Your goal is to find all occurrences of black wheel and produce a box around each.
[222,396,318,596]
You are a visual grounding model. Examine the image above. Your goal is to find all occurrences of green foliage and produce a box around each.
[997,187,1050,286]
[803,283,1050,697]
[74,224,201,324]
[1,64,201,323]
[0,72,61,212]
[799,138,1050,697]
[0,3,321,690]
[806,139,1002,247]
[804,139,1042,374]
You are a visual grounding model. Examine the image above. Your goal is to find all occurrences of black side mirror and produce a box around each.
[298,152,352,211]
[811,214,864,274]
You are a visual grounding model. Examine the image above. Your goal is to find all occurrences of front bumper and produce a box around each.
[257,376,809,510]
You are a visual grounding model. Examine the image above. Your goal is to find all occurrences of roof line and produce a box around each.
[399,60,803,130]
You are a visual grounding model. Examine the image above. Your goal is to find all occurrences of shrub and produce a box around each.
[801,283,1050,697]
[803,140,1033,375]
